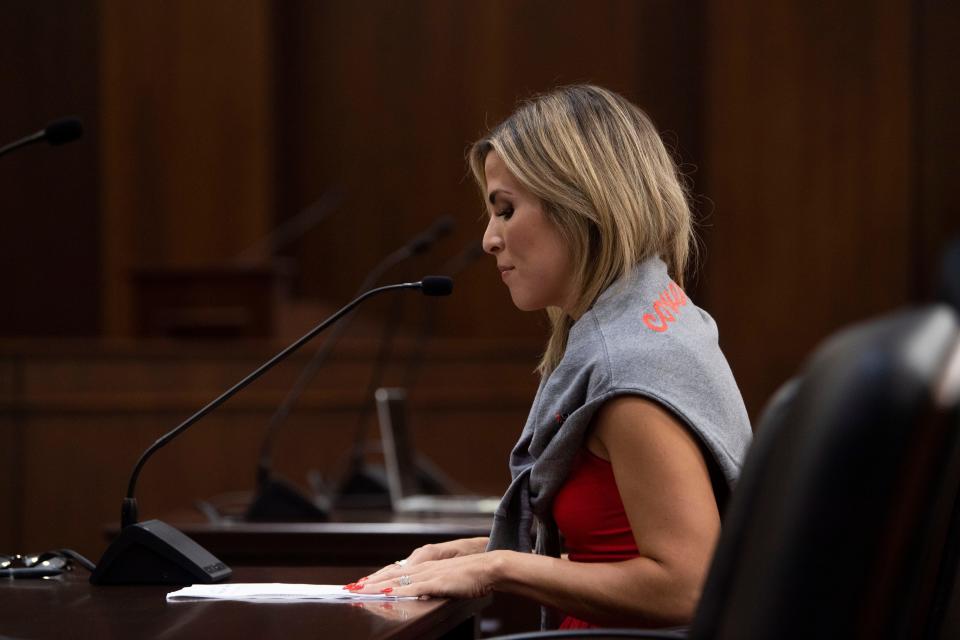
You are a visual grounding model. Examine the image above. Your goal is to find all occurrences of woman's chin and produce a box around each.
[509,292,546,312]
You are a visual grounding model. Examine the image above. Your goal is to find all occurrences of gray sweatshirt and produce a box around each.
[487,257,753,557]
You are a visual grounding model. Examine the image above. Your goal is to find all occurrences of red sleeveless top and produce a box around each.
[552,447,640,628]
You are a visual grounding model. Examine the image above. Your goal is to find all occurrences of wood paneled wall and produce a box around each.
[0,338,539,560]
[1,1,955,392]
[2,0,958,562]
[701,0,959,412]
[702,1,913,411]
[0,2,101,336]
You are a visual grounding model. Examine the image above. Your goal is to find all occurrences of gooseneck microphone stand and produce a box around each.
[90,277,452,585]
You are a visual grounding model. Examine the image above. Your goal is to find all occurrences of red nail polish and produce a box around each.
[381,587,393,594]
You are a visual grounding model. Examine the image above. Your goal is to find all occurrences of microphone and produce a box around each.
[244,216,455,521]
[0,117,83,158]
[89,277,452,585]
[419,275,454,296]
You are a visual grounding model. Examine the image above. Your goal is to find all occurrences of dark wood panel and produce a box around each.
[914,0,960,297]
[99,0,274,335]
[0,1,100,336]
[702,0,915,415]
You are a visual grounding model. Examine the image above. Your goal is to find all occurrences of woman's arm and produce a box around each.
[493,396,720,625]
[357,396,720,627]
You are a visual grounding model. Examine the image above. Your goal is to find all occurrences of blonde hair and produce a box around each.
[468,84,694,376]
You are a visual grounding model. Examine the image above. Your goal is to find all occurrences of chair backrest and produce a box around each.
[925,350,960,639]
[690,305,960,640]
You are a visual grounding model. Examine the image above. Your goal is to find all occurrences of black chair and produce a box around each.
[491,304,960,640]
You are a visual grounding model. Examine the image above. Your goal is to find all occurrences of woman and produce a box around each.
[353,85,752,629]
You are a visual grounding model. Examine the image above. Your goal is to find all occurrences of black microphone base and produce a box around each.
[245,476,330,522]
[331,462,454,510]
[332,463,392,510]
[90,519,231,585]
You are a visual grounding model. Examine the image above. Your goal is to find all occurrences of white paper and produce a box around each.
[166,583,417,602]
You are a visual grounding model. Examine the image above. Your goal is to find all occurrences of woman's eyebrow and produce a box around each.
[488,189,512,205]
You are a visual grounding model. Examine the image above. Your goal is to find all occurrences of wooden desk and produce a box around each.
[0,565,489,639]
[102,512,540,634]
[157,513,538,635]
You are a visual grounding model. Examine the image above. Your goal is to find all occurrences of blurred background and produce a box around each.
[0,0,957,562]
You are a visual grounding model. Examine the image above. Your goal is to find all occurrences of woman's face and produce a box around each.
[481,151,576,314]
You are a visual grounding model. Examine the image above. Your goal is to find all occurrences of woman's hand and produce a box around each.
[352,551,506,600]
[405,536,489,566]
[354,536,488,586]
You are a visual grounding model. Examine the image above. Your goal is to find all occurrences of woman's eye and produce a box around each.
[496,207,514,220]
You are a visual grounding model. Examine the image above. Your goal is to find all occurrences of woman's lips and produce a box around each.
[499,266,514,280]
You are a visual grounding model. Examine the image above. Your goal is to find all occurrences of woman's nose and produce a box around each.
[482,219,503,254]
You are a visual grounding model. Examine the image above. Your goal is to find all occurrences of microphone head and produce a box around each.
[420,276,453,296]
[45,117,83,146]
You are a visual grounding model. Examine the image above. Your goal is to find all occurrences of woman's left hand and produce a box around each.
[348,551,504,599]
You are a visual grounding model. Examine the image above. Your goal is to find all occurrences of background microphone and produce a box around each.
[243,216,456,521]
[399,246,485,497]
[89,277,452,585]
[0,117,83,158]
[341,242,484,501]
[328,269,462,507]
[402,241,484,393]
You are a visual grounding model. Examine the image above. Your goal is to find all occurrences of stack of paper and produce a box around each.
[167,583,417,602]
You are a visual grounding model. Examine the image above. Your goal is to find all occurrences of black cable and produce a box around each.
[58,548,96,572]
